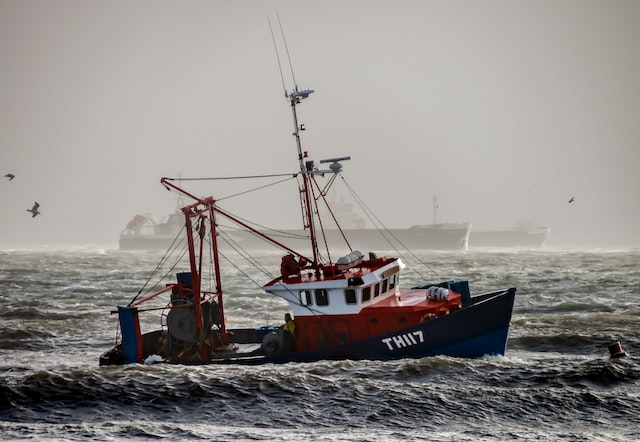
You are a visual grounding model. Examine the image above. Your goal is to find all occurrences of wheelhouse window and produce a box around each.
[374,283,380,298]
[389,274,397,290]
[315,289,329,306]
[345,289,357,305]
[382,279,388,293]
[362,286,371,302]
[300,290,313,306]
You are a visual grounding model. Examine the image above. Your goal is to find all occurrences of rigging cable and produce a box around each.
[268,16,288,96]
[216,230,273,277]
[128,224,188,306]
[339,175,443,281]
[276,12,298,91]
[216,175,296,202]
[163,174,297,203]
[163,173,295,181]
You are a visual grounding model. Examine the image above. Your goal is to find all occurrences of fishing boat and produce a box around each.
[100,83,516,366]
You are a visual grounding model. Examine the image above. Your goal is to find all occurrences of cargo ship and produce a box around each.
[469,225,551,248]
[120,195,470,252]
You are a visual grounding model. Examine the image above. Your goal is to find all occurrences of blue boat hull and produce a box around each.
[206,287,516,365]
[100,287,515,366]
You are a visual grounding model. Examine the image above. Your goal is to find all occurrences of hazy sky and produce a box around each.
[1,0,639,248]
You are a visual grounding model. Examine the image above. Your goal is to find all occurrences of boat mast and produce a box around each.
[270,15,322,268]
[160,179,226,334]
[270,17,349,266]
[288,88,320,267]
[182,202,204,340]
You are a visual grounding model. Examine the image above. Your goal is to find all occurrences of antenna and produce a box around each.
[433,194,439,225]
[268,16,287,97]
[276,12,298,91]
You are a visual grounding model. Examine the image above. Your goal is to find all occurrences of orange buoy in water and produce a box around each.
[608,341,628,358]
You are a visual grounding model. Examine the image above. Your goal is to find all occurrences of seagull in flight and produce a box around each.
[4,173,14,181]
[27,202,40,217]
[568,196,575,203]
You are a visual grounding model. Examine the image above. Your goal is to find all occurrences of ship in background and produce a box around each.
[119,194,471,252]
[311,193,471,251]
[119,183,186,251]
[119,211,184,251]
[468,224,551,248]
[468,189,550,248]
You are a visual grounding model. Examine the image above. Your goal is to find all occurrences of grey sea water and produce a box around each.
[1,247,639,441]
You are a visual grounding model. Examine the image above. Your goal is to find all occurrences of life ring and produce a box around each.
[261,332,282,354]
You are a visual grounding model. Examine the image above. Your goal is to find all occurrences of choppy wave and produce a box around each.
[0,249,639,440]
[1,356,638,440]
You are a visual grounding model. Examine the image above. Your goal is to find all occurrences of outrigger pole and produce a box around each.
[159,177,313,266]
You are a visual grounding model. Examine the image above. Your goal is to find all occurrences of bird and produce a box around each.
[4,173,14,181]
[568,196,575,203]
[27,202,40,217]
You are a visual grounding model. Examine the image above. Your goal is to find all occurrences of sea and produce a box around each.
[1,246,639,441]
